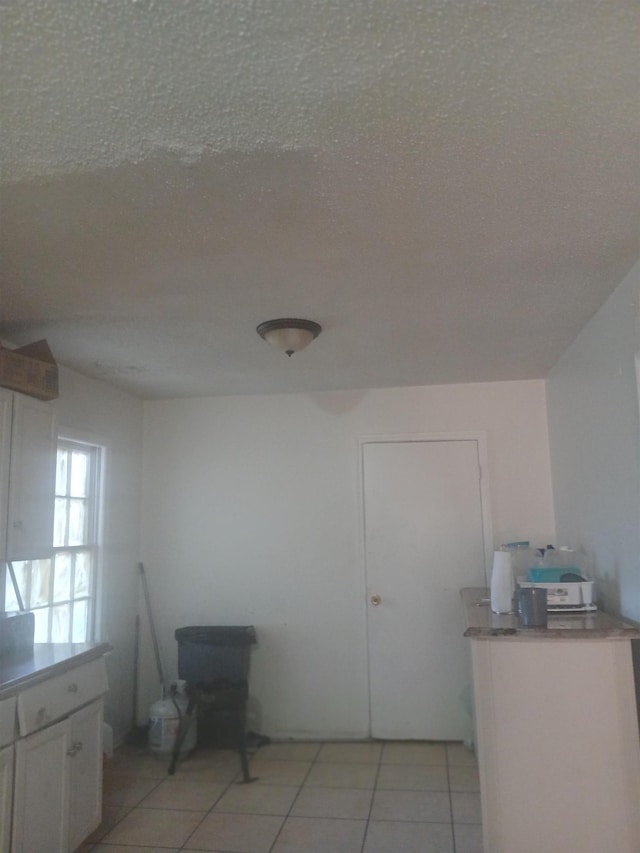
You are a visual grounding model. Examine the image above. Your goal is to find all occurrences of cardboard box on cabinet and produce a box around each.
[0,339,59,400]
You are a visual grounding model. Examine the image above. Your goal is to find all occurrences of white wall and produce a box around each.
[141,379,555,739]
[52,365,143,742]
[546,263,640,622]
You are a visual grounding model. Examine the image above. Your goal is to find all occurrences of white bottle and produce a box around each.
[148,682,196,758]
[490,550,514,614]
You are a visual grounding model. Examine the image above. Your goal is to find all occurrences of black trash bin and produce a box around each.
[169,625,257,781]
[176,625,256,686]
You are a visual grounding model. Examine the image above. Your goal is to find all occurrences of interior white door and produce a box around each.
[363,439,487,740]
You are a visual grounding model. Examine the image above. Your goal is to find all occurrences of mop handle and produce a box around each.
[139,562,166,697]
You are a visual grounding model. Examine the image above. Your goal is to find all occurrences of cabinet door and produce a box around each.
[12,718,70,853]
[0,744,13,853]
[68,699,103,851]
[0,389,12,562]
[6,393,56,561]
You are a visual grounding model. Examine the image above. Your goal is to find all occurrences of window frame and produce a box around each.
[4,431,105,644]
[51,437,102,642]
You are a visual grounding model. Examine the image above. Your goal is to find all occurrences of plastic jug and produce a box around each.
[490,550,514,614]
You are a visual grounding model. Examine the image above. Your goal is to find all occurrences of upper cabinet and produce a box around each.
[0,388,56,563]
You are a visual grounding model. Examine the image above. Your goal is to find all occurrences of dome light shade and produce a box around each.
[256,318,322,356]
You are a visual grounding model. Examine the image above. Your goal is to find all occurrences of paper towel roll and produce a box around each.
[490,550,513,614]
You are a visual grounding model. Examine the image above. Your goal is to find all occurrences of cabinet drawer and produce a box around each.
[0,697,16,748]
[17,659,108,736]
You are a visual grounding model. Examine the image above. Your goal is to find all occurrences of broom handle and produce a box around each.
[139,562,166,697]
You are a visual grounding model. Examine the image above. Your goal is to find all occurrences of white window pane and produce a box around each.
[20,438,100,642]
[5,562,27,611]
[54,498,68,547]
[68,499,87,546]
[70,451,89,498]
[31,560,52,608]
[72,600,89,643]
[53,553,71,603]
[51,604,70,643]
[55,449,68,495]
[74,552,91,597]
[33,608,50,643]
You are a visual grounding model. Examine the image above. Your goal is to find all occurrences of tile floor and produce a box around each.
[78,739,482,852]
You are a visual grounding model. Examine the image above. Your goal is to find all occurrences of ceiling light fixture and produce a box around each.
[256,318,322,357]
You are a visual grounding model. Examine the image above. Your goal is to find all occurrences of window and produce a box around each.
[5,439,102,643]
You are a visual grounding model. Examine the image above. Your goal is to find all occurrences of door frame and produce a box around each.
[357,431,493,736]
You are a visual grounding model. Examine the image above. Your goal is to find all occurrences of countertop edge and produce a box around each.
[461,587,640,640]
[463,626,639,640]
[0,641,112,698]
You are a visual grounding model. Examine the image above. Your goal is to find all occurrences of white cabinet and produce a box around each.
[0,389,56,562]
[0,745,13,853]
[0,697,16,852]
[470,638,640,853]
[12,699,103,853]
[68,700,103,852]
[0,698,16,749]
[463,588,640,852]
[12,717,69,853]
[7,654,108,853]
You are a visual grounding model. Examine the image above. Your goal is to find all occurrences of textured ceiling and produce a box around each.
[1,0,638,399]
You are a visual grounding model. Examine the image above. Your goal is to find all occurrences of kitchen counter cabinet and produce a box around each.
[0,697,16,852]
[13,698,103,853]
[0,745,13,853]
[0,642,111,701]
[13,716,69,853]
[0,643,110,853]
[462,588,640,853]
[67,699,103,852]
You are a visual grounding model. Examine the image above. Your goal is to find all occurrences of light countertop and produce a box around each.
[462,587,640,640]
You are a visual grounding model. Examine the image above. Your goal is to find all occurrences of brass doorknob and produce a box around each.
[370,594,382,606]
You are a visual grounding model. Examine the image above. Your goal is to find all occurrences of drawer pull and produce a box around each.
[67,683,79,693]
[66,740,83,757]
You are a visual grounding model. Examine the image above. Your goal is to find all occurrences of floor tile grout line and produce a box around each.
[359,741,384,853]
[262,740,382,853]
[104,747,242,850]
[446,744,458,853]
[173,749,260,852]
[93,740,480,852]
[267,740,321,853]
[94,766,166,845]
